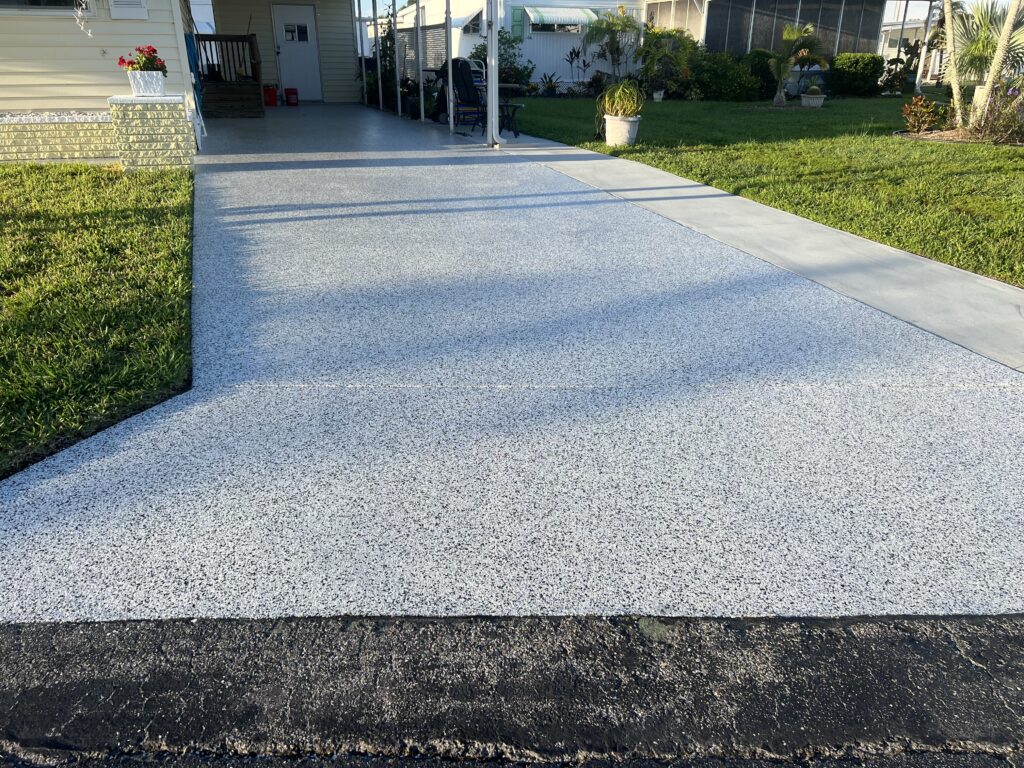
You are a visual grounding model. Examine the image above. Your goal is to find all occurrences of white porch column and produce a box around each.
[393,3,402,115]
[357,0,367,103]
[445,0,454,133]
[372,0,384,109]
[415,0,425,121]
[486,0,499,145]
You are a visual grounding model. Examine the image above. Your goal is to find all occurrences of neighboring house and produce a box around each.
[878,16,943,81]
[645,0,888,55]
[363,0,885,81]
[364,0,645,85]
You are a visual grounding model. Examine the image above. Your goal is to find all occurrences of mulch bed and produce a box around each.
[895,128,1024,146]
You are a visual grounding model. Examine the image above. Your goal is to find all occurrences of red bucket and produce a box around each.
[284,88,299,106]
[263,86,278,107]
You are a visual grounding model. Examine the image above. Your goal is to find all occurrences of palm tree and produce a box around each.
[931,0,1023,126]
[768,23,829,107]
[971,0,1024,125]
[951,0,1024,81]
[943,0,967,125]
[581,5,643,80]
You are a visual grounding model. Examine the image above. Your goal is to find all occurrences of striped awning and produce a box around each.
[523,6,599,24]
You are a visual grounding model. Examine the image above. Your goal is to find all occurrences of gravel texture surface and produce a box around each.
[1,106,1022,621]
[0,111,111,123]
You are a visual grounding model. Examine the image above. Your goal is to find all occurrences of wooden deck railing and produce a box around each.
[195,34,262,86]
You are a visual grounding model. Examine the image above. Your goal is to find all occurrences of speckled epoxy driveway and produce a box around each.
[2,106,1023,622]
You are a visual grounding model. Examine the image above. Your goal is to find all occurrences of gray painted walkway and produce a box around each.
[1,105,1023,622]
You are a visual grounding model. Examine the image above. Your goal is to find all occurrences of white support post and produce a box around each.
[834,0,846,54]
[372,0,384,109]
[357,0,367,104]
[445,0,454,133]
[699,0,711,44]
[393,3,402,115]
[415,0,425,121]
[746,0,757,51]
[895,0,910,59]
[486,0,499,145]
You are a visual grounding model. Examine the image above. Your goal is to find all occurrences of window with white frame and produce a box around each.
[530,22,582,32]
[0,0,79,10]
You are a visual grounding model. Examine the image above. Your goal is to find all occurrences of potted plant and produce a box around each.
[648,73,666,102]
[599,79,645,147]
[117,45,168,97]
[540,72,561,97]
[801,84,826,107]
[768,24,829,107]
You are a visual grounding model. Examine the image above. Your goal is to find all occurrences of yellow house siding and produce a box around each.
[316,0,358,102]
[213,0,278,83]
[213,0,358,102]
[0,0,190,111]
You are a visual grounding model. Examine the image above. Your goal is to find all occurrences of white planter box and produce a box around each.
[652,90,665,102]
[604,114,640,147]
[127,71,166,97]
[801,93,826,108]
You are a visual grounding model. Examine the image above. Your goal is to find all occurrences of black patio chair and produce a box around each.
[450,57,486,134]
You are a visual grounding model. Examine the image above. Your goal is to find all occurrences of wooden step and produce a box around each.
[202,82,265,118]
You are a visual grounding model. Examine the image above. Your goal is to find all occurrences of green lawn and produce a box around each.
[518,96,1024,287]
[0,164,193,479]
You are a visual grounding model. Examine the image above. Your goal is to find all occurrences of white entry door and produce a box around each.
[272,4,322,101]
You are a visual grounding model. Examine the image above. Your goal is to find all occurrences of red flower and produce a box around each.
[118,44,163,71]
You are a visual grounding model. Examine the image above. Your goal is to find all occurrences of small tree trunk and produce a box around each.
[774,77,787,107]
[914,0,935,94]
[942,0,966,127]
[969,0,1023,127]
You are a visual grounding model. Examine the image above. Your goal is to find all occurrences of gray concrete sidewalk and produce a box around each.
[496,136,1024,373]
[1,105,1022,622]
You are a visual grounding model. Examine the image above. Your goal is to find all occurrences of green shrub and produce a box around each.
[636,27,696,94]
[830,53,884,96]
[902,94,943,133]
[968,82,1024,144]
[742,48,777,99]
[689,52,761,101]
[633,29,760,102]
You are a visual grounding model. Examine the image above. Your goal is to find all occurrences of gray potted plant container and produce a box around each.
[601,80,645,147]
[801,84,826,107]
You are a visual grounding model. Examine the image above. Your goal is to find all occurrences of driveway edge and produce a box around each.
[2,616,1023,764]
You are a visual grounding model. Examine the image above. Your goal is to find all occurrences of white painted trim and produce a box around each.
[168,0,196,111]
[108,0,148,20]
[0,0,91,15]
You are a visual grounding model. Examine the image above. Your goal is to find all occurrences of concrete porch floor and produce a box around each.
[1,105,1022,621]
